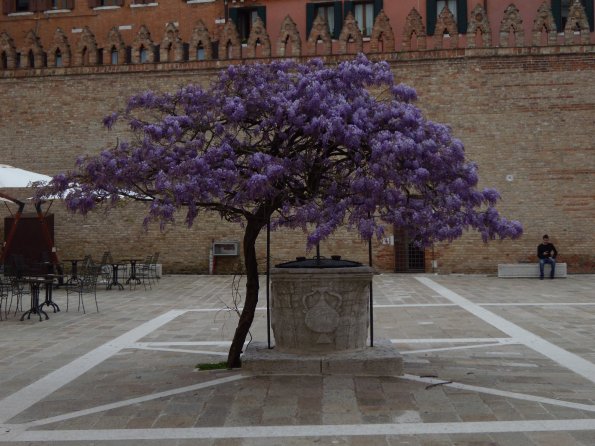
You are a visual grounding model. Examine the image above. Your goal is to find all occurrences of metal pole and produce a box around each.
[369,237,374,348]
[266,218,272,349]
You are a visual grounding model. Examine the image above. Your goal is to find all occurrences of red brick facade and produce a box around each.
[1,1,594,274]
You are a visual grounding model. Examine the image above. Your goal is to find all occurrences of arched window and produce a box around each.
[27,49,34,68]
[140,46,148,63]
[111,47,118,64]
[1,52,7,69]
[81,47,89,65]
[377,33,385,52]
[282,35,291,56]
[55,48,62,67]
[196,44,205,61]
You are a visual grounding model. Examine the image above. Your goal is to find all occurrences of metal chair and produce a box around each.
[69,254,92,283]
[149,252,160,285]
[99,251,113,289]
[65,263,100,313]
[3,256,28,317]
[7,277,26,317]
[0,279,10,320]
[135,255,153,291]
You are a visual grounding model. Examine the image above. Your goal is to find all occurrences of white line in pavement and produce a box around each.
[181,308,224,312]
[416,277,595,385]
[185,307,270,312]
[397,337,520,354]
[400,374,595,413]
[5,419,595,441]
[135,340,520,355]
[25,374,246,428]
[134,346,228,356]
[0,310,186,424]
[371,303,595,308]
[136,341,232,346]
[391,338,514,344]
[133,341,233,355]
[401,343,509,354]
[375,304,458,308]
[481,302,595,307]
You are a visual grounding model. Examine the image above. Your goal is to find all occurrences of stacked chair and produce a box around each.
[0,278,25,319]
[0,278,9,320]
[7,278,26,317]
[135,252,160,291]
[149,252,160,286]
[135,254,153,291]
[99,251,113,289]
[3,255,28,318]
[64,256,101,313]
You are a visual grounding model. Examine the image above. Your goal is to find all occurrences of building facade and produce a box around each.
[1,0,594,274]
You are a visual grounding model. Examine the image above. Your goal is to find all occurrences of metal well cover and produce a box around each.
[275,256,362,269]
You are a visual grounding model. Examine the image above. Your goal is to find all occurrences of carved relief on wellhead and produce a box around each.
[303,288,342,344]
[270,267,374,354]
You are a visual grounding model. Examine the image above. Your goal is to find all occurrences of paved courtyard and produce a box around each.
[0,273,594,445]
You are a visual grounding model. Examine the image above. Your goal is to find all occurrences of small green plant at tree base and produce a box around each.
[196,361,229,371]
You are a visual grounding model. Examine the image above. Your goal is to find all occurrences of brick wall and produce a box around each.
[402,52,595,274]
[1,48,593,274]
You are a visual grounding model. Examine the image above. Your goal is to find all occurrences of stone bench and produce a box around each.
[498,263,567,278]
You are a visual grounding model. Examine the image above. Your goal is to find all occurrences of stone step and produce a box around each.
[242,340,403,376]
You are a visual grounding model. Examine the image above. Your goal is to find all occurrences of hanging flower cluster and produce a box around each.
[40,54,522,245]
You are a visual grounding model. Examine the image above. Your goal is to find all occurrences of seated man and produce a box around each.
[537,234,558,279]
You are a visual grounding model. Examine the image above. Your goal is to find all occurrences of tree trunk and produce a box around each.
[226,217,263,368]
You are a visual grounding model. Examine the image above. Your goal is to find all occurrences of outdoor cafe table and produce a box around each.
[19,276,53,321]
[63,258,84,284]
[121,258,143,287]
[38,273,63,313]
[107,263,125,290]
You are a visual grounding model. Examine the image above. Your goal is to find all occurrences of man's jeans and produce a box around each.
[539,257,556,278]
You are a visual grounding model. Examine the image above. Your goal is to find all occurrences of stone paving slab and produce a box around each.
[0,273,594,445]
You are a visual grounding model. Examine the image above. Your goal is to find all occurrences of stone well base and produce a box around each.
[242,340,403,376]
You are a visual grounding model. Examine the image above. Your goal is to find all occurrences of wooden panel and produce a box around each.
[3,213,54,273]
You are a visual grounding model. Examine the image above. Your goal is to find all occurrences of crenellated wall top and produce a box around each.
[0,1,593,74]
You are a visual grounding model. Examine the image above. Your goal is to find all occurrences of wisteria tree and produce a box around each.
[39,55,522,368]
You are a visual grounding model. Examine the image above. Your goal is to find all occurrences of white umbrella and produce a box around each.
[0,164,52,188]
